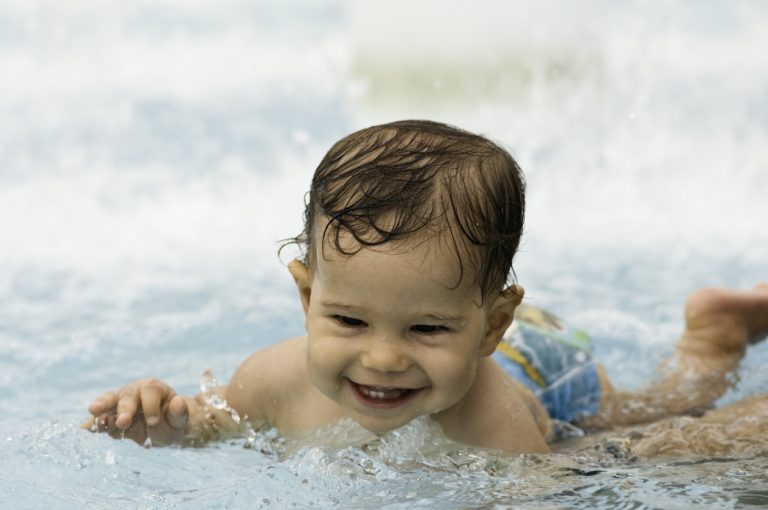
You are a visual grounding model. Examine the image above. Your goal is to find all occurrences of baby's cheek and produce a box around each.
[306,337,348,382]
[307,336,340,364]
[439,357,478,392]
[306,344,339,399]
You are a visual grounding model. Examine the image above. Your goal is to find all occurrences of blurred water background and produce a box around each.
[1,0,767,508]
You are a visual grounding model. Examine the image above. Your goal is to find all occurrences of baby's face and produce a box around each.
[298,236,501,434]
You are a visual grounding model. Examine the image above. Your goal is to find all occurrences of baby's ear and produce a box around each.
[480,285,524,357]
[288,260,312,315]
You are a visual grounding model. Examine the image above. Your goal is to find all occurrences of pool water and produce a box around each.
[1,1,767,508]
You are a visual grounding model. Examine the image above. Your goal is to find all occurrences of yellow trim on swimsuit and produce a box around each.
[496,341,546,388]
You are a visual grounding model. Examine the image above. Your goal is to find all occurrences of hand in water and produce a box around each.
[81,378,191,445]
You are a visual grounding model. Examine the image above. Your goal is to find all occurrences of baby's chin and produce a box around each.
[353,417,406,436]
[350,412,427,437]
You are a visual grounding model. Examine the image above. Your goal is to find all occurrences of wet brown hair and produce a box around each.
[284,120,525,297]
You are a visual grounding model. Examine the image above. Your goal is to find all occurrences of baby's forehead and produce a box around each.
[313,225,483,293]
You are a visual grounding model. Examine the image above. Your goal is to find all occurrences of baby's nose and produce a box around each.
[359,336,410,373]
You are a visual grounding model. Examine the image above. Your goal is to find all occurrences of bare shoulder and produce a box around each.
[225,337,313,427]
[436,358,551,454]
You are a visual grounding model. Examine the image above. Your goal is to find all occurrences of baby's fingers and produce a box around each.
[116,385,141,429]
[140,381,172,426]
[165,395,189,431]
[87,391,119,416]
[80,416,95,431]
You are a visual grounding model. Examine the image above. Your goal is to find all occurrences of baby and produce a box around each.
[82,120,768,454]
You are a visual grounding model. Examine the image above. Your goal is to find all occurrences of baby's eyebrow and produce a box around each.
[321,302,365,313]
[417,313,465,323]
[321,302,464,323]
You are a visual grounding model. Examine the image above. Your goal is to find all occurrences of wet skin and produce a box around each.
[294,237,521,436]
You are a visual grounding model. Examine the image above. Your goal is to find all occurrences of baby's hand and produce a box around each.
[81,378,191,445]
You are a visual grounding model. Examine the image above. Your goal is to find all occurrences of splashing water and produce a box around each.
[200,369,240,424]
[199,369,285,457]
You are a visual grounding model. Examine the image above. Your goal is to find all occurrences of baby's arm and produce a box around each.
[81,378,249,446]
[81,339,305,445]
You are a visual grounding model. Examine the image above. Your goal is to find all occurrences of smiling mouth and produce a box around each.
[349,381,421,408]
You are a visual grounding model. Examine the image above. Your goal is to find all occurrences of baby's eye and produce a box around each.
[411,324,447,334]
[333,315,367,327]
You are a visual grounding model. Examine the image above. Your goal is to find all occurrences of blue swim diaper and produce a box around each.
[492,304,601,424]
